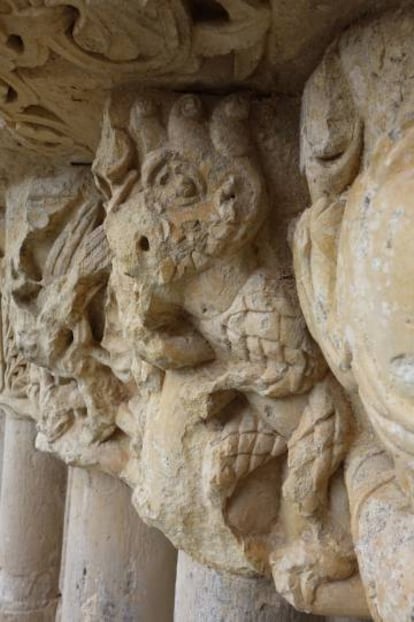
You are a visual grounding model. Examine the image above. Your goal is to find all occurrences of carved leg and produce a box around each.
[174,551,324,622]
[0,414,66,620]
[60,467,177,622]
[270,378,365,617]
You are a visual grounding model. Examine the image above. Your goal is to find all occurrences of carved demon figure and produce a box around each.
[92,90,363,616]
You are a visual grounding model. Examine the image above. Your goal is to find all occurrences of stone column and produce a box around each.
[0,414,67,621]
[60,467,177,622]
[174,551,325,622]
[0,410,5,492]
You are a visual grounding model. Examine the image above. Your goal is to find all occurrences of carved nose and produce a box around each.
[122,235,152,278]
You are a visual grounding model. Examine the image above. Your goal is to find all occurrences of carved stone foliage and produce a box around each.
[0,0,405,159]
[0,0,271,155]
[294,9,414,622]
[0,0,270,76]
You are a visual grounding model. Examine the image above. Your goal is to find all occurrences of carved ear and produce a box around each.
[210,94,253,157]
[92,98,137,205]
[209,95,267,249]
[215,158,267,249]
[301,42,363,202]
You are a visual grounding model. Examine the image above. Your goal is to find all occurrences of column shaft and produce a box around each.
[0,415,67,621]
[174,551,325,622]
[60,467,177,622]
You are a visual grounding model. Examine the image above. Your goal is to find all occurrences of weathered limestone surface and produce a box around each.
[0,412,4,491]
[0,2,412,622]
[4,97,367,617]
[293,8,414,621]
[0,0,405,163]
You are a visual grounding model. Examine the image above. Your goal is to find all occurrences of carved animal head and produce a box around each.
[93,92,267,286]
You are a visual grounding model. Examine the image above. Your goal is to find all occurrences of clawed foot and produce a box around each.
[270,528,356,612]
[79,416,117,446]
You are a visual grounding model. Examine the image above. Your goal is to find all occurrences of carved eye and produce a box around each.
[143,153,206,206]
[155,165,202,206]
[175,176,198,200]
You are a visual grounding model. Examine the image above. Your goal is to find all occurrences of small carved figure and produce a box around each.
[7,169,125,445]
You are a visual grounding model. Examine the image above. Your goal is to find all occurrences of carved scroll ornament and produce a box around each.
[0,0,273,155]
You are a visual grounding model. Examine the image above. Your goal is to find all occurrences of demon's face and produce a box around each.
[102,94,266,287]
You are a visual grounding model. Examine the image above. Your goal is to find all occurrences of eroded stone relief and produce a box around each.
[0,89,368,619]
[0,0,404,158]
[93,92,354,599]
[0,3,413,622]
